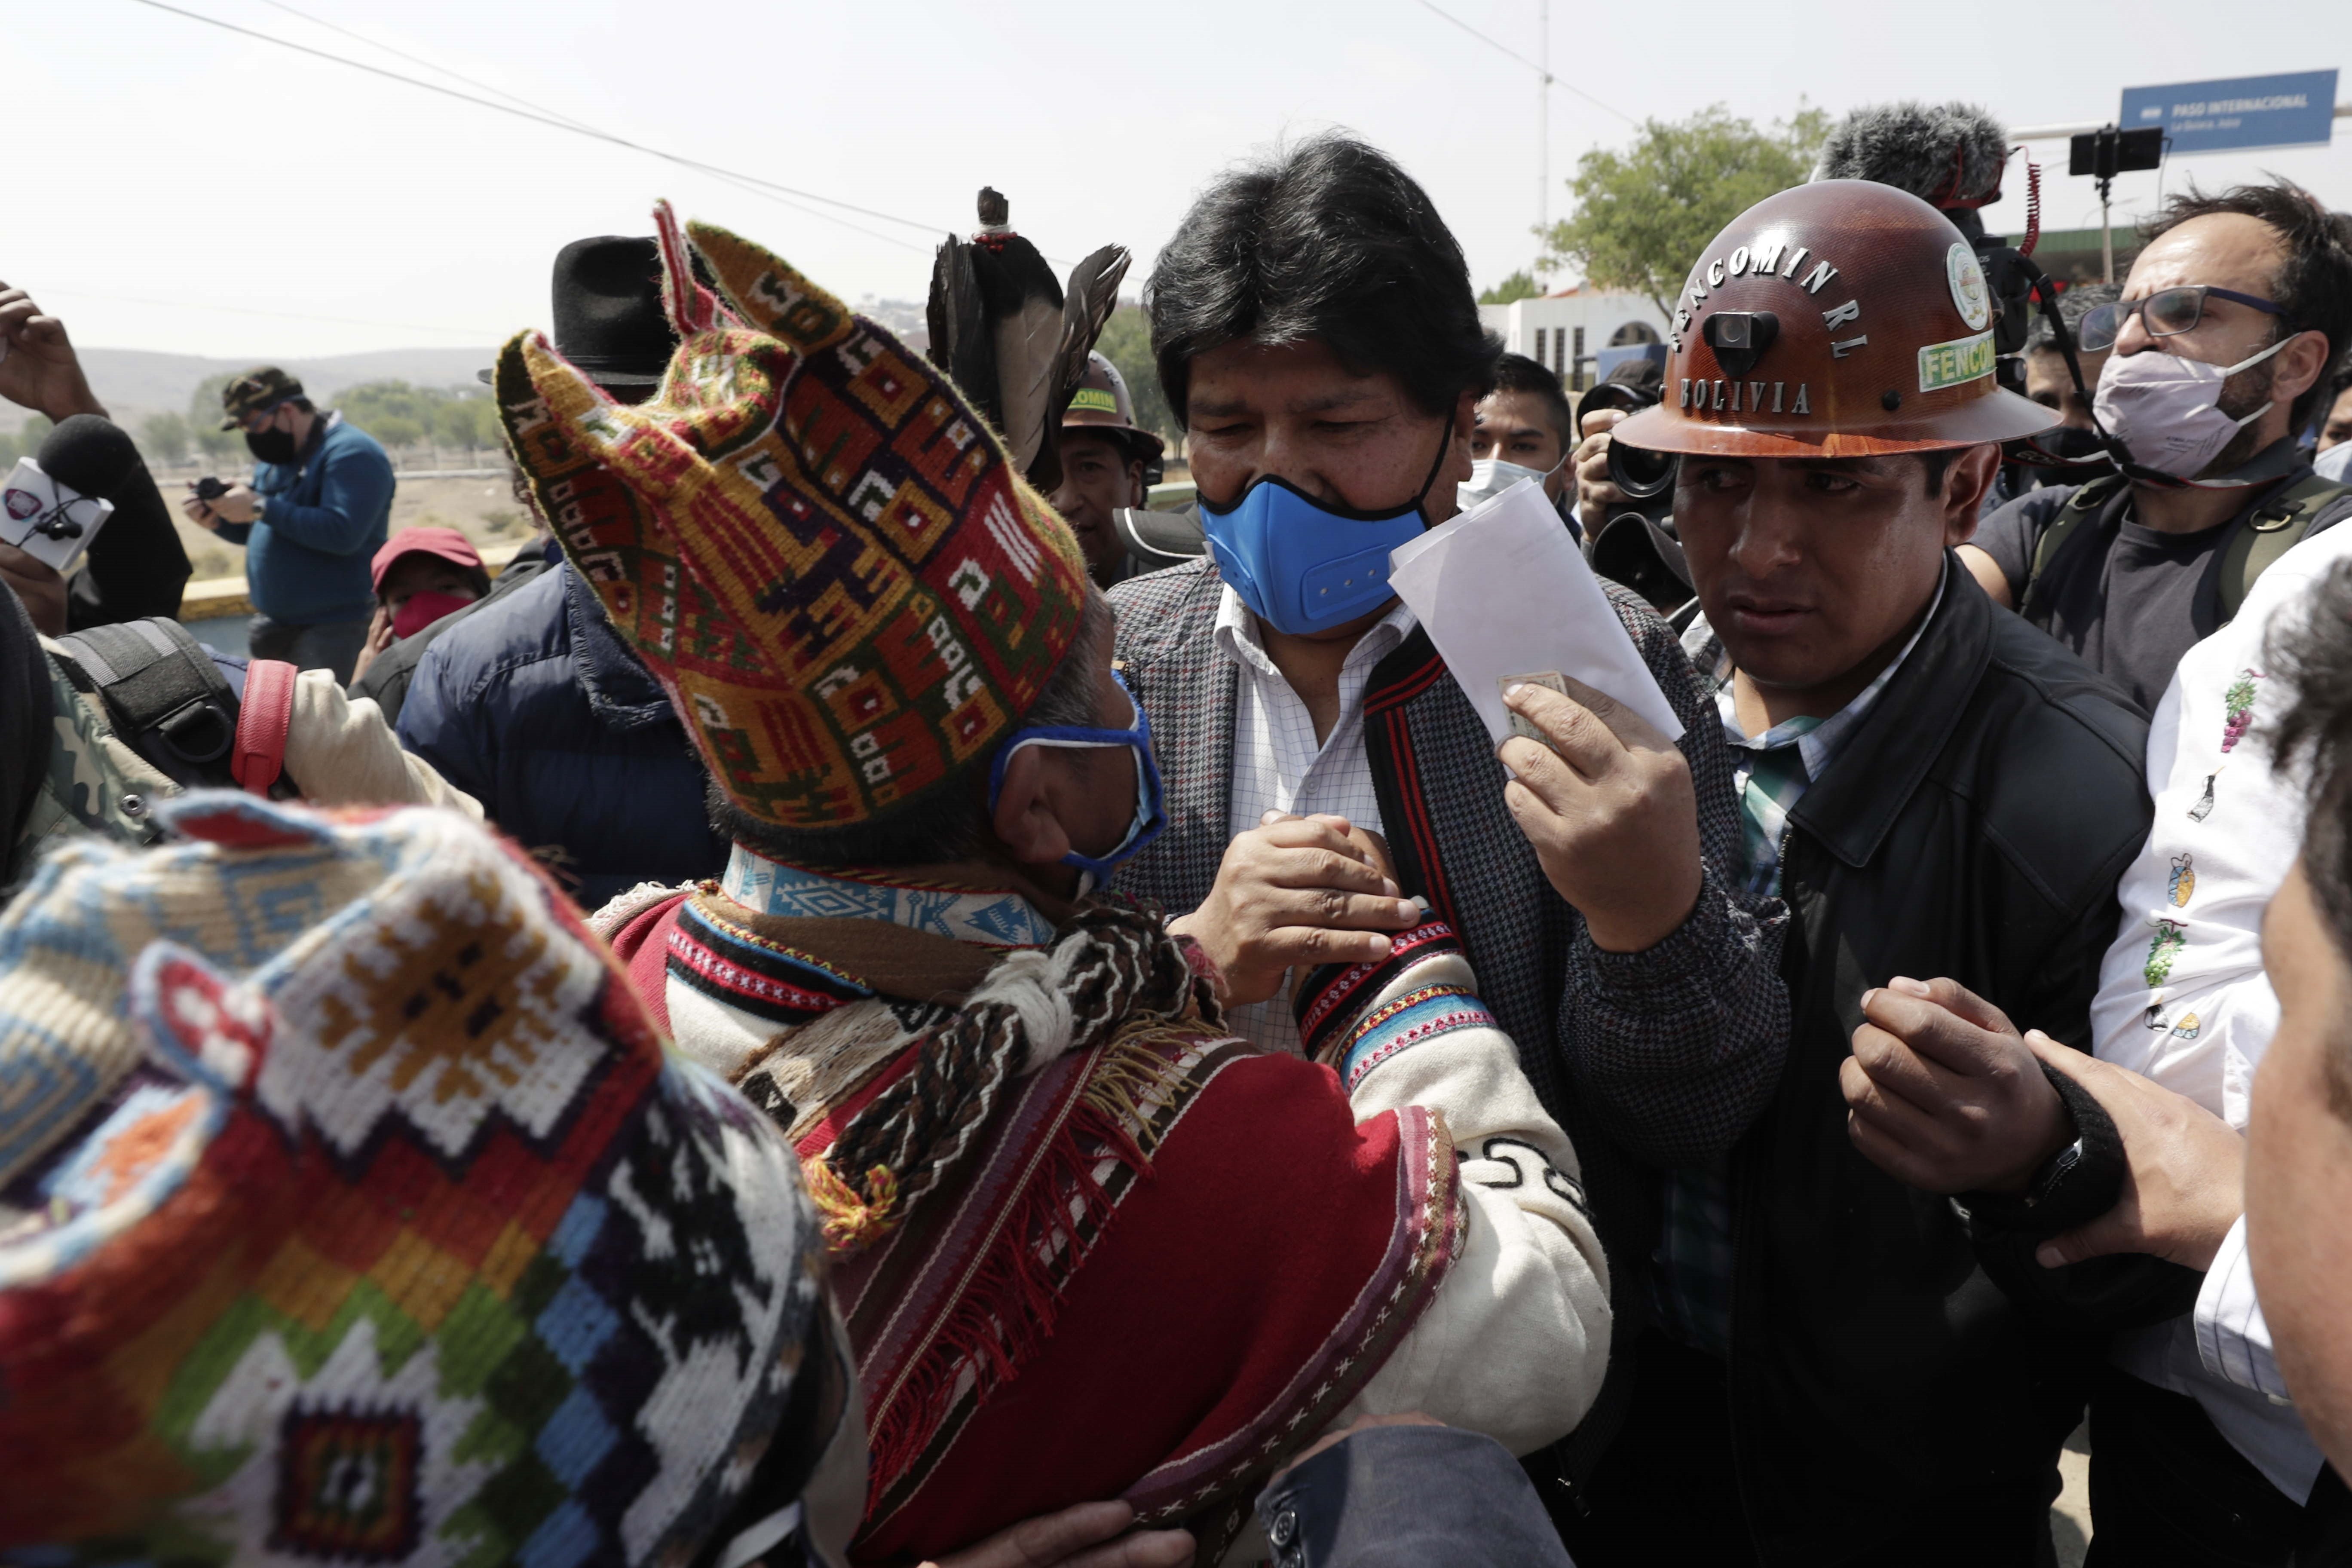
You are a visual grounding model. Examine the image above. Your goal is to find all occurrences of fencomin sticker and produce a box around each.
[1917,330,1995,394]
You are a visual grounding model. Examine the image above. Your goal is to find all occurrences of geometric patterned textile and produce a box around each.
[496,204,1090,835]
[1290,921,1504,1095]
[720,845,1058,949]
[0,791,830,1567]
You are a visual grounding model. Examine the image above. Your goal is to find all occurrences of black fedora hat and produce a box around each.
[480,236,674,394]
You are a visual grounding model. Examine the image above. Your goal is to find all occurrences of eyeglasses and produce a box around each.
[2078,285,2287,352]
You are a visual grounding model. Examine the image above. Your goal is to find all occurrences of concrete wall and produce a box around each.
[1479,290,1674,391]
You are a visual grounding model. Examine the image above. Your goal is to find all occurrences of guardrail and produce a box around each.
[178,538,529,622]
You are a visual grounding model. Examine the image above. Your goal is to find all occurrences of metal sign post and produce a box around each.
[2069,126,2165,282]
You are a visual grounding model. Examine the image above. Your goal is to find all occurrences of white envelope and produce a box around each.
[1388,478,1684,745]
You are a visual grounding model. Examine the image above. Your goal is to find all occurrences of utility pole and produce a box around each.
[1535,0,1549,286]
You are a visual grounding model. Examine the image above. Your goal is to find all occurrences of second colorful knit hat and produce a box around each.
[496,205,1091,836]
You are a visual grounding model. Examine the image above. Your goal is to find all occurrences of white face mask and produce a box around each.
[2092,337,2291,479]
[1458,454,1562,509]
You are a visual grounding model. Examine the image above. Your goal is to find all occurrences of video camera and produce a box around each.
[1584,365,1697,618]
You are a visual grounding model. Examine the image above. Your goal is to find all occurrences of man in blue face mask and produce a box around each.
[1108,129,1792,1502]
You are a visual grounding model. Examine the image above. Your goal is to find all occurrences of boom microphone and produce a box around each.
[1814,101,2121,480]
[1815,102,2012,211]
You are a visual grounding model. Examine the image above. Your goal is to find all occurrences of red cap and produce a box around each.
[370,526,484,592]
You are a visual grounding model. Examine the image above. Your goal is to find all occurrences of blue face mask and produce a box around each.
[986,669,1167,892]
[1196,430,1452,637]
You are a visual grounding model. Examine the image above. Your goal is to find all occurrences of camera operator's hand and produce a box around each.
[181,486,224,532]
[0,542,68,635]
[0,284,107,423]
[1572,407,1627,526]
[186,483,261,527]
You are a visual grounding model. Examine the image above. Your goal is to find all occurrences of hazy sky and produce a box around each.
[12,0,2347,360]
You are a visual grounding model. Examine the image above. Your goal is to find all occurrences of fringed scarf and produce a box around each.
[805,901,1219,1254]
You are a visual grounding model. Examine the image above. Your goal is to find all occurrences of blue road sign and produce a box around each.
[2121,71,2338,156]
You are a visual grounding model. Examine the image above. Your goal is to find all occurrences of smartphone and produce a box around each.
[1,457,113,574]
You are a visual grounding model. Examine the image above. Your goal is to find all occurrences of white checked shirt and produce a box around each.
[1215,586,1417,1053]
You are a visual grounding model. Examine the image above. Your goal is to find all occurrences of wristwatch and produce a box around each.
[252,496,268,524]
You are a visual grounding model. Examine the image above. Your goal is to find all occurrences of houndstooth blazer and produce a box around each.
[1110,556,1788,1163]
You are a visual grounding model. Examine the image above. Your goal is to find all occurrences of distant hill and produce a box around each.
[3,346,499,431]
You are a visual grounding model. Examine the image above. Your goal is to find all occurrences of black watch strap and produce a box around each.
[1954,1057,2125,1241]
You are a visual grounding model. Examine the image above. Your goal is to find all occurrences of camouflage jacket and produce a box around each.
[17,639,176,868]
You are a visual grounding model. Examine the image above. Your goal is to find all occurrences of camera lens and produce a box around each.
[1608,436,1679,501]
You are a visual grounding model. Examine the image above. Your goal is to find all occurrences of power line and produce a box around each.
[245,0,929,254]
[251,0,600,132]
[1409,0,1638,126]
[124,0,947,253]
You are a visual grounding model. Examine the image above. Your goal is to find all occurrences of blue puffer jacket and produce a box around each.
[397,559,725,907]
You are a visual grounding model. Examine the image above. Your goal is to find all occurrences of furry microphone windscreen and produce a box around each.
[38,415,143,501]
[39,414,174,561]
[1815,102,2011,209]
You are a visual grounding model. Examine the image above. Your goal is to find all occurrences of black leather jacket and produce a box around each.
[1707,563,2192,1562]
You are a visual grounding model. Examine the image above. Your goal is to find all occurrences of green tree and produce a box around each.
[1539,102,1831,320]
[188,373,246,466]
[141,411,193,468]
[434,395,501,460]
[1479,270,1542,306]
[1092,304,1180,446]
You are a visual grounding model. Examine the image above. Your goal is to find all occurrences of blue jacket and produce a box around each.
[397,561,725,907]
[215,413,393,624]
[1253,1426,1574,1568]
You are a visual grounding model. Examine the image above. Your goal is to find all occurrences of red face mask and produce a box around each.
[391,591,475,640]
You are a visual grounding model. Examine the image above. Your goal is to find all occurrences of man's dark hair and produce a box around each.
[2024,281,2120,357]
[1487,352,1575,451]
[1146,132,1501,424]
[2271,559,2352,980]
[710,590,1115,869]
[2141,181,2352,429]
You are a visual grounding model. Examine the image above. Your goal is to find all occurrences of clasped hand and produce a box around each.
[1844,978,2245,1270]
[1840,977,2073,1196]
[181,483,260,530]
[1169,812,1421,1009]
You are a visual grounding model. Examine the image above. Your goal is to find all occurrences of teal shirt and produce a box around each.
[214,413,394,624]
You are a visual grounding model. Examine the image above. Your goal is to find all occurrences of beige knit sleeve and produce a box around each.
[1328,949,1613,1457]
[282,669,484,820]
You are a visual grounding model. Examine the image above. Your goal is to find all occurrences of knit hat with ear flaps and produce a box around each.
[496,206,1091,836]
[0,791,835,1565]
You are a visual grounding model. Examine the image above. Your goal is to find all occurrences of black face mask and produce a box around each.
[245,426,301,465]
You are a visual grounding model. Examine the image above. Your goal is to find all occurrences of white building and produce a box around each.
[1479,285,1672,392]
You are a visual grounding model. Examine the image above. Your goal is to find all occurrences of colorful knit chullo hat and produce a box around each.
[496,205,1091,835]
[0,792,845,1565]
